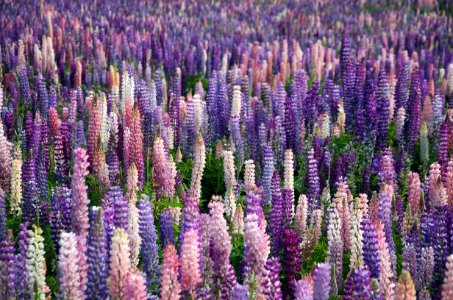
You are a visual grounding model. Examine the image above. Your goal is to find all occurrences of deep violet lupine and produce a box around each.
[283,229,302,296]
[313,263,331,300]
[307,148,320,209]
[270,171,284,255]
[160,210,174,249]
[376,69,390,150]
[405,68,422,153]
[22,151,38,224]
[0,230,15,299]
[50,187,72,252]
[343,266,373,300]
[361,218,381,279]
[86,207,109,299]
[15,222,31,299]
[138,198,160,290]
[71,147,90,237]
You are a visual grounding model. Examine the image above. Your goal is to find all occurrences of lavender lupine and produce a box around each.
[262,144,274,203]
[313,263,331,300]
[294,277,313,300]
[307,148,320,208]
[362,218,381,279]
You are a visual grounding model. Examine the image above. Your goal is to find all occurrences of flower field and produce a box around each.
[0,0,452,299]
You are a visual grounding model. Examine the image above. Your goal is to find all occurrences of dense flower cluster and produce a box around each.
[0,0,452,299]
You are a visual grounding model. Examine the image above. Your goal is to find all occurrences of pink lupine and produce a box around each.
[375,220,395,300]
[442,255,453,300]
[295,194,308,237]
[160,244,181,300]
[109,228,131,300]
[429,162,448,208]
[333,180,351,250]
[71,148,90,237]
[58,232,84,300]
[49,107,60,137]
[88,97,101,175]
[126,164,139,204]
[153,135,176,199]
[445,158,453,206]
[129,108,144,185]
[407,172,421,215]
[180,229,201,297]
[208,202,232,281]
[76,235,88,294]
[123,270,148,300]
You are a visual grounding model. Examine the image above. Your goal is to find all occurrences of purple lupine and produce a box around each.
[179,195,200,248]
[38,77,49,118]
[245,192,266,230]
[313,262,331,300]
[138,198,160,290]
[50,187,72,253]
[270,171,284,255]
[261,257,282,300]
[109,185,128,230]
[420,211,436,248]
[394,60,409,117]
[361,218,380,279]
[160,210,175,248]
[220,264,237,300]
[438,120,450,170]
[15,222,31,299]
[307,148,320,209]
[343,266,373,300]
[405,68,422,153]
[0,190,6,241]
[22,151,38,223]
[54,129,69,185]
[282,188,294,228]
[0,230,15,299]
[86,207,109,299]
[206,71,219,142]
[305,81,319,130]
[376,69,390,150]
[18,65,31,105]
[283,229,302,296]
[434,206,448,286]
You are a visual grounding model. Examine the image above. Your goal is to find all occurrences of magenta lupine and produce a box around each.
[283,229,302,296]
[71,148,90,237]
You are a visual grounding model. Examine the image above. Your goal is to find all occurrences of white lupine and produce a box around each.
[430,91,444,133]
[224,186,236,218]
[395,107,406,143]
[295,194,308,237]
[99,93,110,151]
[350,208,364,269]
[149,81,157,112]
[10,146,22,216]
[189,134,206,199]
[59,232,83,300]
[26,225,46,300]
[128,204,141,267]
[284,149,294,189]
[111,85,120,111]
[109,111,119,144]
[233,205,245,235]
[321,112,330,138]
[167,126,174,150]
[121,72,135,111]
[327,207,343,295]
[223,150,236,191]
[244,160,257,194]
[231,85,242,117]
[193,94,203,135]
